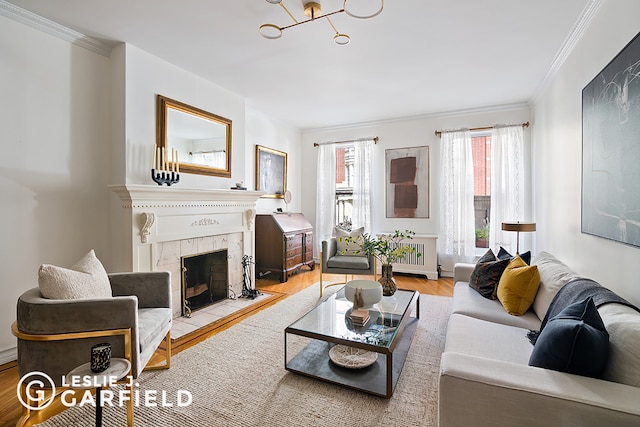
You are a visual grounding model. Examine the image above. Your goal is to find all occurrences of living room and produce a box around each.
[2,0,640,425]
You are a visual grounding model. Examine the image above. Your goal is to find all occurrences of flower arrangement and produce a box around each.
[340,230,421,266]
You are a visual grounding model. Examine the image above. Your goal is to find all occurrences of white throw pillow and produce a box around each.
[531,252,581,320]
[38,249,112,299]
[334,227,366,257]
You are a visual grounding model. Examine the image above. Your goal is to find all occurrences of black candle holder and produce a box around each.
[151,169,180,186]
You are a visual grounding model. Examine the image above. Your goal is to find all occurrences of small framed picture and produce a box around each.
[255,145,287,198]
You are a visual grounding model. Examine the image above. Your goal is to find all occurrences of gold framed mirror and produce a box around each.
[157,95,232,178]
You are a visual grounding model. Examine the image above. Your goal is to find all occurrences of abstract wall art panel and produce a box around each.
[385,146,429,218]
[582,30,640,247]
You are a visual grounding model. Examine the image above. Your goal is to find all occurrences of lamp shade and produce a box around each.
[502,222,536,232]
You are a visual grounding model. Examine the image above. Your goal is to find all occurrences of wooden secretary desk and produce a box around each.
[255,213,314,282]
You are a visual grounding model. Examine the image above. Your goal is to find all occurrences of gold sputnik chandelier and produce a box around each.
[259,0,384,46]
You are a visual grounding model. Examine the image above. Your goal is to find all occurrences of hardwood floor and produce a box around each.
[0,269,453,426]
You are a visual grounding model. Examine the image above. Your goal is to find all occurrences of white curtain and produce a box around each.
[439,130,476,268]
[315,144,336,255]
[489,124,526,253]
[352,139,374,233]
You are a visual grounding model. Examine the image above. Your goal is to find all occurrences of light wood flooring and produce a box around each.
[0,269,453,426]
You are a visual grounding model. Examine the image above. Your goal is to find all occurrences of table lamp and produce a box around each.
[501,222,536,253]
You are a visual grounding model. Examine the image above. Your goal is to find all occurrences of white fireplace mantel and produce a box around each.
[109,185,264,317]
[110,185,265,206]
[110,185,264,251]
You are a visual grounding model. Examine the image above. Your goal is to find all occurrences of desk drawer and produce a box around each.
[286,247,302,258]
[286,256,302,269]
[285,235,303,249]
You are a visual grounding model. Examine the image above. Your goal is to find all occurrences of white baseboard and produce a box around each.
[0,347,17,366]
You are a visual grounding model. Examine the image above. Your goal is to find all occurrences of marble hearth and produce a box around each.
[109,185,263,319]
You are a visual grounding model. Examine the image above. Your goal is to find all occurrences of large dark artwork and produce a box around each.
[582,31,640,247]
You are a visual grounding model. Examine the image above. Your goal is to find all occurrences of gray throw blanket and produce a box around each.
[527,278,640,345]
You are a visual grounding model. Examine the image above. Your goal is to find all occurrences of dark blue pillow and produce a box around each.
[497,246,531,265]
[529,297,609,378]
[469,249,509,300]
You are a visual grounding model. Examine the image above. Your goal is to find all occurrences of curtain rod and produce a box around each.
[434,122,529,137]
[313,136,379,147]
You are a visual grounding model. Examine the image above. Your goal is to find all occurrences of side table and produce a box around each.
[65,358,132,427]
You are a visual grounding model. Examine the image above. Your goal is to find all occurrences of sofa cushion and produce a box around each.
[138,308,172,352]
[531,252,581,321]
[38,249,112,300]
[468,250,509,299]
[452,282,541,330]
[445,313,533,365]
[529,297,609,378]
[598,303,640,387]
[497,255,540,316]
[327,255,370,270]
[335,227,365,256]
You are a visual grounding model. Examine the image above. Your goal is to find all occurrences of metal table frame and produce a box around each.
[285,288,420,398]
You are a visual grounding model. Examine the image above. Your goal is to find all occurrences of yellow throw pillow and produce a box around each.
[497,255,541,316]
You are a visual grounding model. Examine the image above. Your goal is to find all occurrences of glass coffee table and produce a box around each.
[284,287,420,398]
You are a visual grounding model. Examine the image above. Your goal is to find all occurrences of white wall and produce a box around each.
[300,105,532,269]
[0,25,299,361]
[246,108,302,215]
[119,44,247,188]
[0,15,112,360]
[109,44,250,271]
[532,0,640,306]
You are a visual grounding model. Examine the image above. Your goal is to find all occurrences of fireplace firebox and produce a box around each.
[181,250,228,317]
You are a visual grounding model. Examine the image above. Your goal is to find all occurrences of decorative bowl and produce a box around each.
[344,280,383,309]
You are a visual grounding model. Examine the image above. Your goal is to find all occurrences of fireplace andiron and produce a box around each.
[241,255,261,299]
[151,168,180,186]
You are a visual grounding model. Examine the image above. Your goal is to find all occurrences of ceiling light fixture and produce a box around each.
[259,0,384,46]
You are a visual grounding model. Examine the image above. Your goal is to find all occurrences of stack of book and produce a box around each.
[350,308,370,326]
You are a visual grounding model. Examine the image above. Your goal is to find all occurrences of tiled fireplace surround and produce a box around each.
[110,185,264,319]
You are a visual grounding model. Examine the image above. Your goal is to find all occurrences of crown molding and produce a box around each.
[0,0,112,57]
[531,0,603,102]
[301,101,531,133]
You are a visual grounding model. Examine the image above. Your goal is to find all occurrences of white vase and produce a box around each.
[344,280,383,309]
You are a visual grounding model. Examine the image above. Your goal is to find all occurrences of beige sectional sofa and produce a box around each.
[439,252,640,426]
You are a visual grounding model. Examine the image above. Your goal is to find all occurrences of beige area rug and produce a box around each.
[38,286,452,427]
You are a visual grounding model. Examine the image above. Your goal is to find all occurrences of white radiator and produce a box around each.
[376,234,438,280]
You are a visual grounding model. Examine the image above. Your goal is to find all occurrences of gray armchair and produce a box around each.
[320,237,376,296]
[13,271,172,426]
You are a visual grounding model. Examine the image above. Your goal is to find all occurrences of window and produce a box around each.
[335,146,354,228]
[472,133,491,248]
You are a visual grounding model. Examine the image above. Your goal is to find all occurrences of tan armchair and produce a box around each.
[12,271,172,426]
[320,238,376,296]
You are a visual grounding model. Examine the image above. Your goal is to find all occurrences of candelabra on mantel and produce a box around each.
[152,146,180,186]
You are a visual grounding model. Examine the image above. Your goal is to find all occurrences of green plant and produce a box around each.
[340,230,421,265]
[475,224,489,239]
